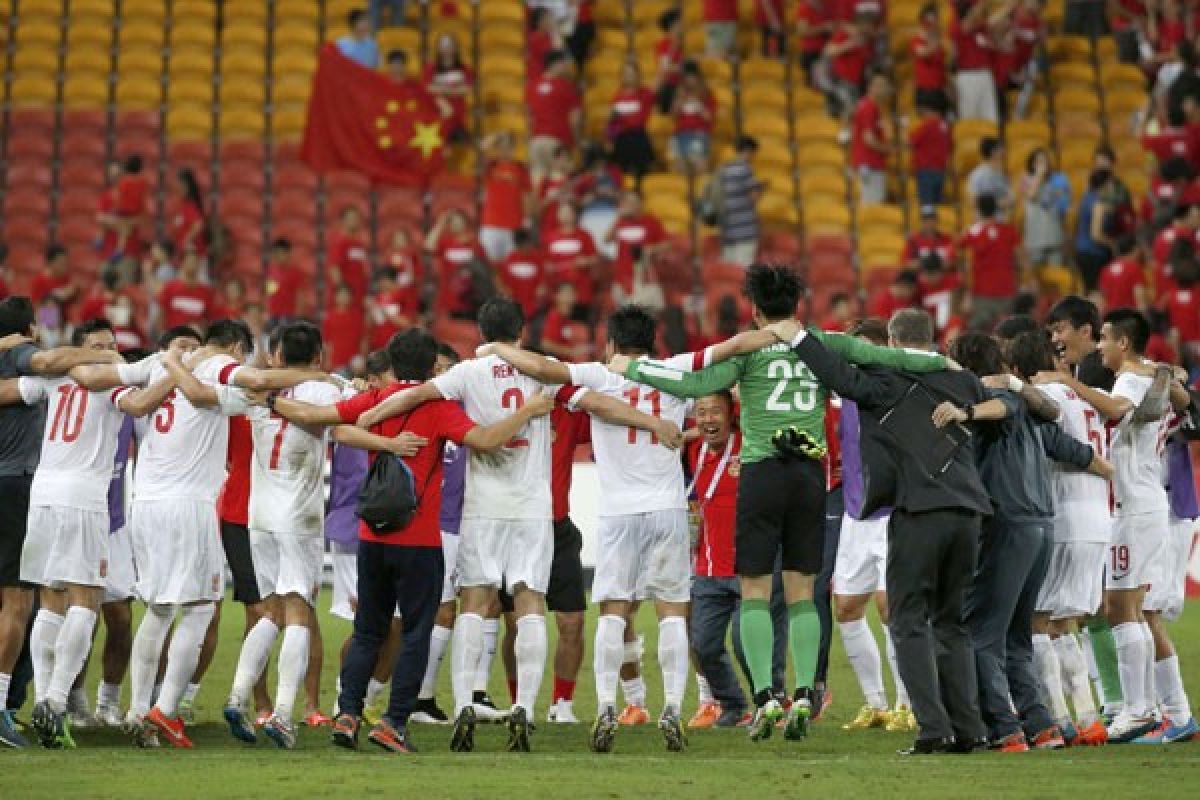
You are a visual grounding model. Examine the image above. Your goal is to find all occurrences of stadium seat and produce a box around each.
[8,77,58,107]
[272,193,319,225]
[220,82,267,108]
[271,109,308,140]
[115,77,162,110]
[803,204,851,233]
[60,130,107,160]
[223,24,269,54]
[117,22,163,50]
[173,0,217,24]
[64,49,111,77]
[7,164,53,191]
[167,106,214,140]
[274,26,320,54]
[170,79,214,106]
[13,48,61,77]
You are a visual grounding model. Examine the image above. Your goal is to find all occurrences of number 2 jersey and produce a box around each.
[432,354,555,521]
[1039,381,1112,543]
[248,380,344,537]
[561,358,692,516]
[18,376,135,512]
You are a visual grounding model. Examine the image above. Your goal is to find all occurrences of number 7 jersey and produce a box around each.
[561,358,692,516]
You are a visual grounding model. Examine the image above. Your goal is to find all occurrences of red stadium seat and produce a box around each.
[4,189,51,221]
[325,191,368,219]
[701,260,745,285]
[376,186,425,223]
[323,170,371,194]
[270,141,303,164]
[56,217,101,249]
[8,109,56,138]
[220,163,267,192]
[58,162,108,191]
[430,190,475,221]
[219,140,265,163]
[271,192,318,224]
[167,140,213,167]
[61,109,108,138]
[56,191,103,218]
[60,131,109,161]
[115,133,160,163]
[216,189,265,222]
[272,163,319,193]
[6,164,53,190]
[7,132,55,161]
[805,234,853,258]
[114,110,162,138]
[272,224,317,252]
[2,221,50,253]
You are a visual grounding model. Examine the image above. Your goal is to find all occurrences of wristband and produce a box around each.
[1007,375,1025,392]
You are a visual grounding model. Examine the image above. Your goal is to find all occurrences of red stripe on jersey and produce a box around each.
[217,363,238,385]
[697,348,712,369]
[110,385,134,404]
[556,383,587,407]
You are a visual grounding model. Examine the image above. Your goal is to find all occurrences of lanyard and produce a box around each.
[687,436,734,505]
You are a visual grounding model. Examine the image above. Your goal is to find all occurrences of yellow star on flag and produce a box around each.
[409,121,443,159]
[386,100,399,113]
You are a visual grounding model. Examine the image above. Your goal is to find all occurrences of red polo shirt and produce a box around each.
[217,415,252,525]
[544,228,597,304]
[952,16,992,70]
[850,96,887,169]
[960,219,1020,297]
[433,233,482,316]
[905,230,955,265]
[157,280,213,329]
[797,1,832,53]
[499,247,546,317]
[550,404,591,521]
[1167,287,1200,343]
[482,159,532,231]
[830,28,869,85]
[325,232,371,307]
[687,431,741,578]
[609,87,656,136]
[911,29,946,89]
[529,75,581,145]
[703,0,738,22]
[1098,257,1145,311]
[266,263,303,319]
[909,116,951,171]
[674,91,716,133]
[335,383,476,547]
[322,307,365,369]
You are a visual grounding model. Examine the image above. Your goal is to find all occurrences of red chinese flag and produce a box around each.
[301,44,445,186]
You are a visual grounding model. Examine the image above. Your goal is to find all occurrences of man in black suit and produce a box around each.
[763,309,993,754]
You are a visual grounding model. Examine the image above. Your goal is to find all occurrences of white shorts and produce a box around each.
[250,529,323,607]
[457,518,553,595]
[1035,540,1106,619]
[592,509,691,604]
[103,525,137,603]
[1106,510,1169,593]
[20,505,110,589]
[1152,515,1197,620]
[832,514,888,597]
[329,542,357,621]
[441,532,460,605]
[130,498,224,605]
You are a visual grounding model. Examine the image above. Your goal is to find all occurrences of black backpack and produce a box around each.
[355,415,434,535]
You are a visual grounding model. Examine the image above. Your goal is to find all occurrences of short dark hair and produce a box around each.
[735,135,759,154]
[72,317,114,346]
[204,318,254,353]
[514,228,532,248]
[387,48,407,66]
[347,9,365,26]
[606,306,657,354]
[659,8,681,30]
[437,342,462,364]
[45,244,66,262]
[477,297,525,343]
[895,269,919,288]
[0,296,36,337]
[743,264,801,320]
[850,318,888,345]
[1088,168,1112,192]
[123,154,143,173]
[980,136,1001,159]
[1046,296,1101,341]
[976,193,998,219]
[544,49,567,70]
[269,321,322,366]
[271,237,291,252]
[949,331,1005,377]
[365,349,392,377]
[994,314,1039,342]
[1008,330,1056,381]
[1115,234,1138,257]
[159,324,201,351]
[1104,308,1150,354]
[702,388,735,409]
[387,328,438,381]
[887,308,934,348]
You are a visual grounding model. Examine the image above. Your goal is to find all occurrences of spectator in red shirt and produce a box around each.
[1098,235,1149,311]
[169,167,207,262]
[326,206,371,310]
[539,282,588,359]
[952,0,997,123]
[543,203,599,315]
[266,237,305,324]
[527,7,565,86]
[424,33,474,143]
[528,50,582,182]
[703,0,739,58]
[322,284,365,371]
[796,0,835,85]
[819,292,854,331]
[916,252,962,336]
[911,3,947,110]
[1165,256,1200,362]
[535,145,578,237]
[850,73,892,204]
[367,269,416,351]
[113,154,149,259]
[670,62,718,171]
[96,160,125,261]
[908,96,950,206]
[479,132,534,264]
[388,48,455,125]
[210,276,245,322]
[1141,106,1196,168]
[757,0,788,57]
[499,229,546,318]
[959,194,1027,330]
[382,228,422,314]
[606,191,668,302]
[157,252,213,330]
[30,244,79,315]
[425,208,484,319]
[824,13,873,119]
[867,270,921,319]
[607,60,658,181]
[653,8,685,112]
[904,206,956,268]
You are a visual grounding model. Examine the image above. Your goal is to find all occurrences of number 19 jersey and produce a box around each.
[432,355,554,521]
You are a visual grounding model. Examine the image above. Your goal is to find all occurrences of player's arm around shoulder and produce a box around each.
[463,391,555,452]
[572,386,684,450]
[479,342,573,385]
[618,352,740,398]
[114,373,177,418]
[356,381,446,429]
[27,343,123,375]
[162,350,221,408]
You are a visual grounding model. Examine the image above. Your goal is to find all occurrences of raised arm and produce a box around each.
[482,343,573,385]
[462,392,555,453]
[116,375,177,418]
[622,357,739,399]
[701,329,780,363]
[791,333,899,410]
[330,425,428,456]
[572,389,684,450]
[355,382,446,429]
[1034,370,1131,422]
[29,346,123,375]
[814,330,948,373]
[270,396,345,427]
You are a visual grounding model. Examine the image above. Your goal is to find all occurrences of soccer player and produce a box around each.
[479,306,695,752]
[612,265,950,740]
[1033,309,1192,742]
[3,320,175,748]
[123,319,328,748]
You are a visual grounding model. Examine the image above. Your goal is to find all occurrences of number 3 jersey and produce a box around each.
[561,358,692,517]
[432,354,555,521]
[1038,381,1112,542]
[247,380,344,536]
[18,375,135,511]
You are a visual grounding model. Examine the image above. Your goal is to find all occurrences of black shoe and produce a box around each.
[897,736,954,755]
[410,698,449,724]
[714,708,748,728]
[449,706,476,752]
[946,736,989,754]
[472,691,497,710]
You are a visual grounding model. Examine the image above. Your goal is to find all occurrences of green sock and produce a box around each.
[788,600,820,692]
[1086,619,1124,708]
[738,599,776,696]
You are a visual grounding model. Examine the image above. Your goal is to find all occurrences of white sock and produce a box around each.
[156,604,214,717]
[1141,622,1157,717]
[1033,633,1070,723]
[514,614,547,715]
[275,625,309,723]
[473,617,499,694]
[229,617,279,708]
[451,613,483,714]
[182,682,200,705]
[1155,655,1192,723]
[1112,622,1148,717]
[130,604,174,717]
[696,673,714,706]
[883,626,909,708]
[840,618,886,710]
[0,673,9,708]
[1055,633,1097,725]
[98,681,121,709]
[593,614,625,713]
[31,609,64,704]
[365,677,387,707]
[622,676,647,708]
[47,607,98,713]
[419,624,452,700]
[657,616,689,712]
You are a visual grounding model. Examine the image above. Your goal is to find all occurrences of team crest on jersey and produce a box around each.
[728,456,741,478]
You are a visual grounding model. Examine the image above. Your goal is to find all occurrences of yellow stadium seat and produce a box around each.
[15,21,61,50]
[1099,63,1143,92]
[273,76,312,108]
[1047,35,1092,62]
[760,193,800,226]
[9,76,58,107]
[119,21,164,49]
[220,108,266,138]
[122,0,167,22]
[173,0,217,24]
[1055,89,1101,115]
[223,24,268,54]
[859,231,905,262]
[274,23,319,52]
[479,26,525,51]
[171,23,216,50]
[60,75,107,108]
[797,142,845,169]
[169,50,214,80]
[221,50,265,78]
[170,79,213,105]
[698,57,733,85]
[740,85,788,112]
[804,204,851,233]
[479,1,525,24]
[12,48,59,76]
[744,114,790,143]
[1095,37,1118,63]
[224,3,268,23]
[273,49,317,78]
[1105,89,1146,117]
[167,105,212,138]
[740,58,786,84]
[954,118,999,141]
[115,76,161,109]
[117,49,162,76]
[64,49,111,76]
[792,115,840,144]
[14,0,61,24]
[857,204,906,236]
[1037,265,1079,295]
[799,172,846,198]
[220,81,266,107]
[1005,119,1051,144]
[275,0,319,22]
[1048,62,1095,89]
[66,24,112,50]
[271,108,308,140]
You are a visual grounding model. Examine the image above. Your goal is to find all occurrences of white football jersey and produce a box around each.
[247,380,342,536]
[564,358,690,516]
[1039,382,1112,542]
[18,376,134,511]
[1109,371,1169,516]
[432,354,556,520]
[133,354,251,502]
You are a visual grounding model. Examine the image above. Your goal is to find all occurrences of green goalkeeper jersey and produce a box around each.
[624,330,949,465]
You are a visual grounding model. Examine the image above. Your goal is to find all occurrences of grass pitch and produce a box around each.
[3,597,1199,800]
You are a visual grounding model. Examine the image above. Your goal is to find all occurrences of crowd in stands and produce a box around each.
[2,0,1200,384]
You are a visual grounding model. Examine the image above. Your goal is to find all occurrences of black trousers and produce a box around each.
[887,508,986,743]
[964,518,1054,740]
[690,576,748,712]
[814,485,844,685]
[338,541,443,727]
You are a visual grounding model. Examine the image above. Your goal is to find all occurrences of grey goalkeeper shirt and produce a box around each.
[0,343,44,476]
